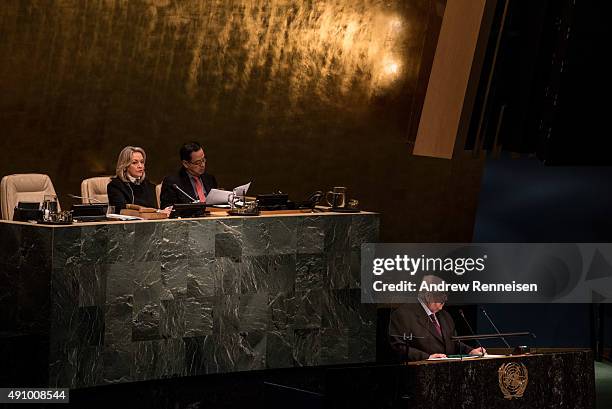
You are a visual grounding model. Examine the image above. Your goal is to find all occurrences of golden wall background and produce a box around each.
[0,0,484,241]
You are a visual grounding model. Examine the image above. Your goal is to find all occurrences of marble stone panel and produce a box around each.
[240,255,271,293]
[296,253,325,292]
[293,328,321,367]
[186,257,216,297]
[213,294,240,335]
[78,264,107,307]
[104,298,133,345]
[320,328,350,365]
[17,226,53,332]
[242,218,271,256]
[348,325,377,362]
[182,295,214,337]
[161,258,189,298]
[132,302,161,341]
[293,290,322,329]
[77,306,105,346]
[325,251,354,289]
[350,214,380,249]
[268,217,297,255]
[102,343,133,384]
[74,345,104,388]
[215,219,244,261]
[105,263,137,304]
[134,222,164,262]
[269,293,297,331]
[106,223,136,264]
[50,265,81,339]
[297,216,326,254]
[324,216,351,253]
[215,257,242,296]
[183,336,208,376]
[187,220,216,259]
[238,292,270,332]
[268,254,296,295]
[52,227,82,267]
[266,330,294,369]
[160,221,189,262]
[133,338,186,381]
[202,333,243,374]
[235,330,267,371]
[160,298,185,339]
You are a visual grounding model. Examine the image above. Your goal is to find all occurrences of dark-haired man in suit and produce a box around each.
[388,275,486,361]
[160,141,218,209]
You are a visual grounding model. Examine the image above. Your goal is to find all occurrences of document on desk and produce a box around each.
[427,355,481,361]
[206,182,252,205]
[106,214,142,221]
[233,181,251,196]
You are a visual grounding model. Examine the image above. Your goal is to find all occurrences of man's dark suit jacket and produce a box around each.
[159,168,218,208]
[388,303,472,361]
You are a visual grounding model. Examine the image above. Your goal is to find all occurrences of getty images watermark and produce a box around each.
[361,244,612,303]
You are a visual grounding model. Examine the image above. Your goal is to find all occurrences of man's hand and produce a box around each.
[469,347,487,356]
[428,353,447,359]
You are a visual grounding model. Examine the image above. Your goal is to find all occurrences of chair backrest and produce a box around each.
[156,184,162,208]
[80,176,112,204]
[0,173,60,220]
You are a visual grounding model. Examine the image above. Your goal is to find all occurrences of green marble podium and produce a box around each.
[0,211,379,388]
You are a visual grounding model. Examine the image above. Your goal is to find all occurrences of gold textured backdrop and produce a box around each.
[0,0,484,241]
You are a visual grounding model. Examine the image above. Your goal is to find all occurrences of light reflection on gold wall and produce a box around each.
[177,1,414,105]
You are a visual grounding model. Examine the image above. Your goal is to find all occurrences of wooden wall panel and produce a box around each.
[413,0,488,159]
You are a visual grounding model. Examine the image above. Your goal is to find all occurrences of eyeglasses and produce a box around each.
[188,158,207,166]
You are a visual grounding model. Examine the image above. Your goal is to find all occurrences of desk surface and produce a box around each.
[0,208,377,228]
[406,347,591,365]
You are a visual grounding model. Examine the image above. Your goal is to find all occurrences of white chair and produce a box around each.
[156,184,162,208]
[80,176,112,204]
[0,174,60,220]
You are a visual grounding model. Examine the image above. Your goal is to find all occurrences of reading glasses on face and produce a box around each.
[189,158,207,166]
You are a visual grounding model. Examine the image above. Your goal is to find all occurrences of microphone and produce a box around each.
[68,194,103,204]
[458,309,485,356]
[172,184,198,203]
[480,307,511,348]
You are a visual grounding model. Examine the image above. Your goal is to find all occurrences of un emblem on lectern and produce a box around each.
[498,362,528,399]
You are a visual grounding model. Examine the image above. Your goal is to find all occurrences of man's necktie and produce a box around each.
[193,177,206,202]
[430,313,442,337]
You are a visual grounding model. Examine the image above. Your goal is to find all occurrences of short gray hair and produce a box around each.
[115,146,147,182]
[417,275,448,304]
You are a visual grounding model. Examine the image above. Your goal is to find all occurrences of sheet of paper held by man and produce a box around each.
[206,182,251,206]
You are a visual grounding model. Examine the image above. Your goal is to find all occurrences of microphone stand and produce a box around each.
[67,194,103,204]
[172,184,199,203]
[458,309,485,358]
[452,332,536,355]
[480,307,511,348]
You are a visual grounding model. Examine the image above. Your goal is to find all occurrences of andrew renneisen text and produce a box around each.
[371,255,538,293]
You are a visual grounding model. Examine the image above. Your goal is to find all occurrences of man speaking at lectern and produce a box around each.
[388,275,486,361]
[160,141,218,208]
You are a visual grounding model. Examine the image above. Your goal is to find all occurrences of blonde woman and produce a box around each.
[107,146,158,211]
